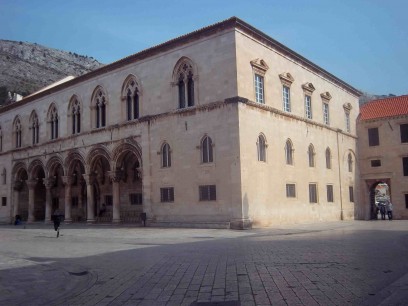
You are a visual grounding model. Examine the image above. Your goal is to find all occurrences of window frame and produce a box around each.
[323,102,330,125]
[309,183,318,204]
[368,128,379,146]
[257,134,267,162]
[285,139,294,165]
[283,85,291,112]
[308,144,315,167]
[403,157,408,176]
[201,136,214,164]
[325,148,332,169]
[161,143,172,168]
[349,186,354,202]
[199,185,217,201]
[326,185,334,203]
[305,95,312,119]
[286,183,296,198]
[160,187,174,203]
[254,74,264,104]
[400,124,408,143]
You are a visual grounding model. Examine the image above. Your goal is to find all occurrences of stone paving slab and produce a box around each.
[0,221,407,305]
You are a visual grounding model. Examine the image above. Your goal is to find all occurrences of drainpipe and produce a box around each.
[336,129,344,220]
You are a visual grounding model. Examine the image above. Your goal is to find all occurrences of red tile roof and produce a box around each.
[359,95,408,120]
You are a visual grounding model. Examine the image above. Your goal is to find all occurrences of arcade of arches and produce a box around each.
[12,143,143,223]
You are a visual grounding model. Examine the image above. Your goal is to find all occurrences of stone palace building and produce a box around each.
[0,17,361,229]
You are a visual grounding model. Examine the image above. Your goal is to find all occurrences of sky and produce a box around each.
[0,0,407,96]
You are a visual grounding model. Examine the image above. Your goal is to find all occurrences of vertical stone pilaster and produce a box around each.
[43,178,54,224]
[83,174,96,223]
[62,176,73,223]
[108,171,122,224]
[13,180,23,219]
[26,179,37,223]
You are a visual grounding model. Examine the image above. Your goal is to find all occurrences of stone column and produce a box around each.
[83,174,95,223]
[108,171,122,224]
[43,178,54,223]
[13,180,23,219]
[26,179,37,223]
[62,176,73,223]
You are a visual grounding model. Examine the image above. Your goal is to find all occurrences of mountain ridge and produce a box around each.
[0,39,104,105]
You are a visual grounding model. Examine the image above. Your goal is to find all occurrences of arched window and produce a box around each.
[70,97,81,135]
[257,134,267,162]
[30,112,39,145]
[308,144,315,167]
[48,104,59,140]
[93,87,107,128]
[161,143,171,168]
[123,76,140,121]
[348,153,353,172]
[326,148,332,169]
[0,126,3,152]
[285,139,294,165]
[14,117,22,148]
[174,58,196,108]
[1,168,6,185]
[201,136,213,163]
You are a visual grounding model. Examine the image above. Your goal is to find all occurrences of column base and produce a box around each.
[87,219,96,224]
[64,218,72,224]
[230,218,252,230]
[112,219,121,224]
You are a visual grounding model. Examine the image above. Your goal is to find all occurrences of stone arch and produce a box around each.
[46,155,65,178]
[91,86,108,128]
[172,56,198,80]
[121,74,143,97]
[12,162,28,181]
[68,94,82,135]
[28,159,46,180]
[86,145,112,170]
[112,142,142,171]
[172,57,198,108]
[65,150,87,175]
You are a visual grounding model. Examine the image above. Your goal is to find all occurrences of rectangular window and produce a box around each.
[199,185,216,201]
[286,184,296,198]
[160,187,174,202]
[323,103,330,125]
[349,186,354,202]
[368,128,379,146]
[1,197,6,206]
[371,160,382,167]
[130,193,143,205]
[305,95,312,119]
[309,183,318,203]
[71,196,79,208]
[400,124,408,143]
[345,112,351,133]
[405,194,408,209]
[105,195,113,206]
[254,74,264,103]
[0,134,2,152]
[326,185,334,202]
[403,157,408,176]
[283,86,291,112]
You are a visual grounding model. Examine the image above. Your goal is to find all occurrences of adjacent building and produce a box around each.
[0,17,361,228]
[357,95,408,220]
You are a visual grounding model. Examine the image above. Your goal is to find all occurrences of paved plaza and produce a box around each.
[0,221,407,306]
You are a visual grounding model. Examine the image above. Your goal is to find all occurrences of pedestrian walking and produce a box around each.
[386,201,393,220]
[52,209,63,238]
[379,203,386,220]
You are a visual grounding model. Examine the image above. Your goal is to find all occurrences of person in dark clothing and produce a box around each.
[52,210,62,237]
[379,203,386,220]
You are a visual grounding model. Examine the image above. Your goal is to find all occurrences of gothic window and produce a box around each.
[48,104,59,140]
[308,144,315,167]
[201,136,213,163]
[174,58,196,109]
[326,148,332,169]
[14,117,22,148]
[30,111,39,145]
[285,139,294,165]
[257,134,267,162]
[348,153,353,172]
[123,76,140,121]
[0,126,2,152]
[161,143,171,168]
[93,87,107,128]
[70,97,81,135]
[1,168,6,185]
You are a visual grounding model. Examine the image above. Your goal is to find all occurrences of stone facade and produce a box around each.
[0,17,361,228]
[357,96,408,220]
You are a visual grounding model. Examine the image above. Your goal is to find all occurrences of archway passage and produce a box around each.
[14,168,28,221]
[33,167,46,220]
[369,180,391,220]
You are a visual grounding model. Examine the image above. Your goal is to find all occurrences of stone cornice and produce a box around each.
[0,17,361,115]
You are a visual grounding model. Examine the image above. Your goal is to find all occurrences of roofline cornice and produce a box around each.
[0,17,361,114]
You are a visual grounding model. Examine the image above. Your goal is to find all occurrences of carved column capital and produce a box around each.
[13,180,24,191]
[61,176,73,186]
[43,178,55,189]
[108,171,122,183]
[82,173,96,185]
[26,179,37,189]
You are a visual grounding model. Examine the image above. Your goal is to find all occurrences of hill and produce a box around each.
[0,39,104,105]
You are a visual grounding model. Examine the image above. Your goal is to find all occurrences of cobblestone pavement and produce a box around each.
[0,221,407,306]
